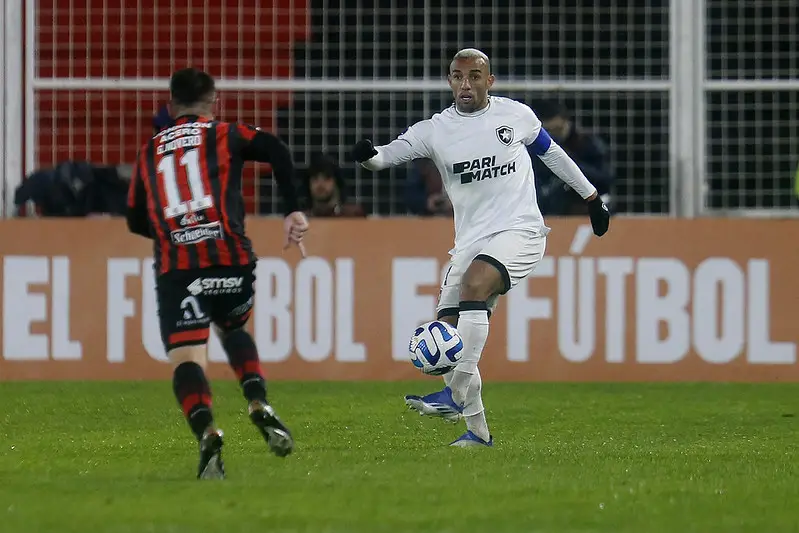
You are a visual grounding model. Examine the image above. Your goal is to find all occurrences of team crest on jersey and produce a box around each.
[495,126,514,146]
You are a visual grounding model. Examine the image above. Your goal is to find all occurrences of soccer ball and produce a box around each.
[408,320,464,376]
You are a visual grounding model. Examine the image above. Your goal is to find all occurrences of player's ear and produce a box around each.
[486,74,496,89]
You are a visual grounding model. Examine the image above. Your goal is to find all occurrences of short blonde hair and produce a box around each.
[451,48,491,72]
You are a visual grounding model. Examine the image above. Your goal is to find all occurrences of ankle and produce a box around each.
[248,399,269,413]
[242,375,267,404]
[200,424,222,440]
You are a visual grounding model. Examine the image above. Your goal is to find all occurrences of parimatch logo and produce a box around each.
[454,156,517,184]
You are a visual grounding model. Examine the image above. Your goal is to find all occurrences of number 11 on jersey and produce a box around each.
[157,150,214,219]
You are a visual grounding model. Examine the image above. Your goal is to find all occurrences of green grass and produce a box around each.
[0,381,798,533]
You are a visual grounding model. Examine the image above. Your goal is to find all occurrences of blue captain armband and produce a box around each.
[530,128,552,156]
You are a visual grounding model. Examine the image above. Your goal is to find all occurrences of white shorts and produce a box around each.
[436,229,548,318]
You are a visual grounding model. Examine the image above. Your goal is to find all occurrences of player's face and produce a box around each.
[448,58,494,113]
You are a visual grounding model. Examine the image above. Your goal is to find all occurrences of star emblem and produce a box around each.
[495,126,514,146]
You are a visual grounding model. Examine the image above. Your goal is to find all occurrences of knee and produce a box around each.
[459,276,493,302]
[460,260,505,301]
[168,345,207,369]
[437,313,459,328]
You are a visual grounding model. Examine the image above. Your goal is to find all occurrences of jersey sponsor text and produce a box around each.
[454,156,518,184]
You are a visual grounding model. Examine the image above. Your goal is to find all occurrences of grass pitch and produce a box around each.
[0,381,797,533]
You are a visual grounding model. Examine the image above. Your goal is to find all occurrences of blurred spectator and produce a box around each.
[14,161,132,217]
[404,158,454,217]
[303,152,366,217]
[404,167,428,215]
[532,100,615,216]
[794,160,799,203]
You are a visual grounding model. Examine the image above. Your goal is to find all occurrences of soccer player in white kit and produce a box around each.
[351,49,610,447]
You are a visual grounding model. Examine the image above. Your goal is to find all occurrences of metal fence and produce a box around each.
[0,0,796,217]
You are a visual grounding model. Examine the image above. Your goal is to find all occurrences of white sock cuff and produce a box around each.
[463,403,485,418]
[459,308,489,325]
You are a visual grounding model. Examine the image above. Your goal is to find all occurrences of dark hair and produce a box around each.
[302,152,348,203]
[169,68,215,107]
[307,152,339,180]
[533,100,569,122]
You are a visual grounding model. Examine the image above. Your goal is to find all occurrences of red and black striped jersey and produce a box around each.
[127,115,296,275]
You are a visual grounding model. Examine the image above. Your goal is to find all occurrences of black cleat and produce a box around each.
[197,428,225,480]
[249,401,294,458]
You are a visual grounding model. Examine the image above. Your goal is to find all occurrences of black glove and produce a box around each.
[587,195,610,237]
[351,139,378,163]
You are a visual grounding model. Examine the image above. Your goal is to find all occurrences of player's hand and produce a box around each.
[351,139,378,162]
[283,211,309,257]
[587,195,610,237]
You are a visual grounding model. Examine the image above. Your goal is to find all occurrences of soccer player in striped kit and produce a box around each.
[127,68,309,478]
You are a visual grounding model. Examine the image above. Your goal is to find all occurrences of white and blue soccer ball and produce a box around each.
[408,320,464,376]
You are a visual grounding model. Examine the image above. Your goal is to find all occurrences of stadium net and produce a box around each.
[703,0,799,214]
[32,0,672,215]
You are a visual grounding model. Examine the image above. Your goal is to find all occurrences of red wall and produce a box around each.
[34,0,309,212]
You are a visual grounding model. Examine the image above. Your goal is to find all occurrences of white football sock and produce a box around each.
[449,308,490,441]
[466,413,490,443]
[443,370,455,388]
[464,370,490,442]
[441,320,459,389]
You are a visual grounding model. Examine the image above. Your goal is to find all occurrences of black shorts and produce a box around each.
[156,263,256,352]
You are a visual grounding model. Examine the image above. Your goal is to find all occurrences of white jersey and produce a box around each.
[362,96,597,253]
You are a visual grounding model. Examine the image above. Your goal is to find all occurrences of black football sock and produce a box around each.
[222,329,268,404]
[172,361,214,440]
